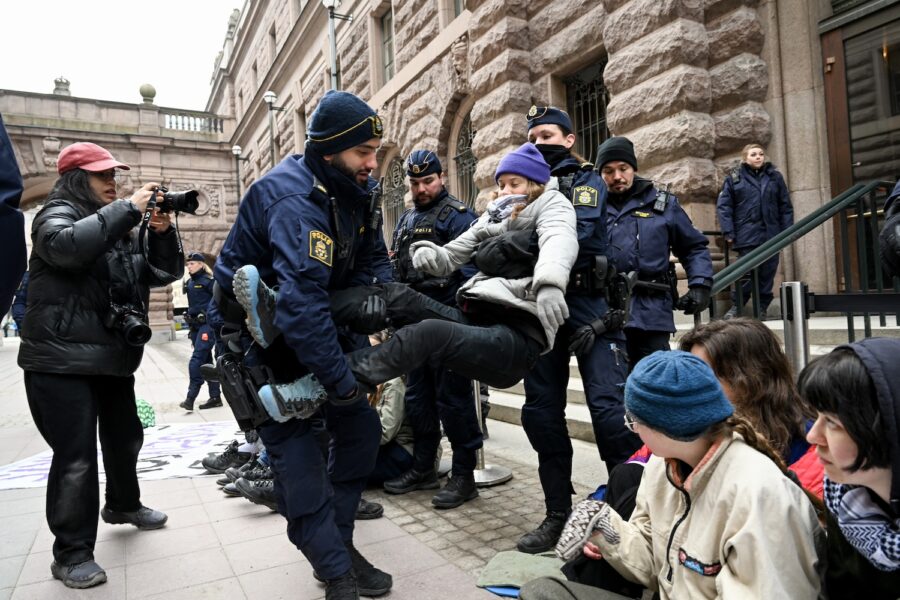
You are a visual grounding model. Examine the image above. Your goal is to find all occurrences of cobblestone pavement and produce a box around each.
[0,333,607,598]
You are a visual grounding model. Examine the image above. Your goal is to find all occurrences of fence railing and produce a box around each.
[161,111,224,133]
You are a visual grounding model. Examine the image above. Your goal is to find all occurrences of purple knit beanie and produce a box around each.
[495,143,551,184]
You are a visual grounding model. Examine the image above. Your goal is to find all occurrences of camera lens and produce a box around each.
[122,314,152,346]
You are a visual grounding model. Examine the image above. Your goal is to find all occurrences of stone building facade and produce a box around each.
[211,0,867,295]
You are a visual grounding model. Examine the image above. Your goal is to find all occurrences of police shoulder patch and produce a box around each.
[309,230,334,267]
[572,185,599,207]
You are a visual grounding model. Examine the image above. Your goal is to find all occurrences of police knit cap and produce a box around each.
[625,350,733,440]
[596,136,638,171]
[525,105,573,134]
[495,143,551,185]
[406,149,442,178]
[305,90,383,155]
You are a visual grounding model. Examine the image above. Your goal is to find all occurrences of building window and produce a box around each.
[251,61,259,91]
[453,113,478,209]
[453,0,464,17]
[381,11,395,83]
[382,157,407,245]
[564,60,610,164]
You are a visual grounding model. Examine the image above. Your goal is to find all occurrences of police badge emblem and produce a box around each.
[309,230,334,267]
[572,185,599,207]
[371,115,384,137]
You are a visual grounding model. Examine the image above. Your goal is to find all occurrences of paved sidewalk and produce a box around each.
[0,334,607,599]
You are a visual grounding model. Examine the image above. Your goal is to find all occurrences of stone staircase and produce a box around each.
[486,315,900,444]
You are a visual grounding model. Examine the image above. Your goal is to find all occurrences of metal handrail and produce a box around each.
[710,181,884,295]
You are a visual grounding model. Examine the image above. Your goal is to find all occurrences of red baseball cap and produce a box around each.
[57,142,130,175]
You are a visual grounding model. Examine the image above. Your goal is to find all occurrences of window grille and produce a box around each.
[564,61,610,164]
[453,113,478,209]
[382,157,407,245]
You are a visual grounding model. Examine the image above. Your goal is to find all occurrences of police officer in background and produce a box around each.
[212,90,392,600]
[598,136,714,370]
[516,107,641,554]
[179,252,221,411]
[383,150,481,509]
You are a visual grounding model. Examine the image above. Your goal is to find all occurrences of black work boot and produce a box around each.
[383,468,439,494]
[198,396,223,409]
[516,511,569,554]
[325,571,359,600]
[431,473,478,509]
[346,542,392,596]
[235,477,278,511]
[355,497,384,520]
[179,398,194,411]
[201,440,251,474]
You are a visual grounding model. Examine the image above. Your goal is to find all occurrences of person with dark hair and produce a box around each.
[0,113,25,316]
[521,351,824,600]
[516,107,640,554]
[716,143,793,319]
[597,137,714,371]
[212,90,394,600]
[18,142,183,589]
[383,149,481,509]
[799,338,900,599]
[179,252,222,411]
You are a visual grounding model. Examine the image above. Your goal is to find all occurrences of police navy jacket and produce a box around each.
[552,157,608,270]
[0,114,25,316]
[214,153,392,399]
[716,162,793,251]
[606,178,713,333]
[185,270,214,320]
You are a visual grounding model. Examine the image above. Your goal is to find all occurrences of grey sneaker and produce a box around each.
[51,560,107,589]
[258,376,328,422]
[100,505,168,530]
[233,265,279,348]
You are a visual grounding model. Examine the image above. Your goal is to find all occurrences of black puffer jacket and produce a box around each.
[17,196,183,376]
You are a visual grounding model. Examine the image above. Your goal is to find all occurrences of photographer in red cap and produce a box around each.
[17,142,183,589]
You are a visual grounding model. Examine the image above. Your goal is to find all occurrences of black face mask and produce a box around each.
[534,144,571,168]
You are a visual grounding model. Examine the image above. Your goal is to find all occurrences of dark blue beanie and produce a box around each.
[625,350,733,440]
[406,149,442,177]
[596,136,638,171]
[525,105,573,134]
[495,143,551,184]
[306,90,383,155]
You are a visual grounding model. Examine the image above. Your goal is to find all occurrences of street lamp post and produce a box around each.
[321,0,353,91]
[263,91,281,169]
[231,144,248,200]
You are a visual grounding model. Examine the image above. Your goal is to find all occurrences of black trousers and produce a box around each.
[24,371,144,565]
[623,328,671,372]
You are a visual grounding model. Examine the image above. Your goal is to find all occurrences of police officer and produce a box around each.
[598,136,714,370]
[516,107,641,554]
[179,253,221,411]
[212,90,392,600]
[382,150,480,509]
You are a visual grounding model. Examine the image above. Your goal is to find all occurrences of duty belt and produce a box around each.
[566,265,606,296]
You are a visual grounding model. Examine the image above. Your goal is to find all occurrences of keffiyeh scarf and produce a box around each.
[486,194,528,223]
[824,477,900,571]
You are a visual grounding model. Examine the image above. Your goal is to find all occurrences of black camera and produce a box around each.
[104,303,152,346]
[157,186,199,214]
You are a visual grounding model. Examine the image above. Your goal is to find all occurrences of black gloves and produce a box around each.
[567,310,627,356]
[352,295,388,334]
[676,285,711,315]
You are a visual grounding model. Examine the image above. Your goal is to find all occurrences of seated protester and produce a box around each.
[523,351,824,600]
[798,338,900,600]
[234,143,578,420]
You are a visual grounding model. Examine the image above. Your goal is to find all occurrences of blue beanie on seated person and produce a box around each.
[306,90,383,156]
[495,143,551,184]
[625,350,733,440]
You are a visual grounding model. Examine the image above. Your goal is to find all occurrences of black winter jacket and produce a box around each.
[17,196,183,376]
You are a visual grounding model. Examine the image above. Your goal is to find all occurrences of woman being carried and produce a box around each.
[234,143,578,420]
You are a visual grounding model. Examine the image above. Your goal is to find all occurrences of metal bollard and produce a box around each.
[781,282,810,374]
[471,381,513,487]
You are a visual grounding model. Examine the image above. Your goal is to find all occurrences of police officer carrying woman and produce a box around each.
[18,142,183,589]
[179,252,222,411]
[517,107,641,554]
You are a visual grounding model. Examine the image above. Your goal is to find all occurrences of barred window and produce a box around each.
[564,61,610,164]
[382,157,407,245]
[453,113,478,209]
[382,11,395,83]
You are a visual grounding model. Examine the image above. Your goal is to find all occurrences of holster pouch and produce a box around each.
[216,352,271,431]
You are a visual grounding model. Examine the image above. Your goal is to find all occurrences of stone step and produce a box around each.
[487,390,597,444]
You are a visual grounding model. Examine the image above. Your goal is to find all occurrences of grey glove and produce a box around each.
[536,286,569,334]
[411,241,442,274]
